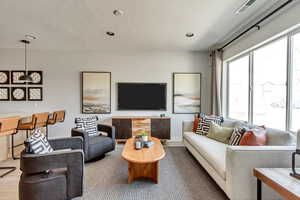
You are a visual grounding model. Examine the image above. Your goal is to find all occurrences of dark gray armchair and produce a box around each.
[71,124,115,162]
[19,137,84,200]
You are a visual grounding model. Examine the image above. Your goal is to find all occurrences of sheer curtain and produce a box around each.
[211,50,223,116]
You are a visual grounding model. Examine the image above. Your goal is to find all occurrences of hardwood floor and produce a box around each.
[0,158,19,200]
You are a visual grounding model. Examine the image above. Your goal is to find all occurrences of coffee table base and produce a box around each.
[127,161,159,184]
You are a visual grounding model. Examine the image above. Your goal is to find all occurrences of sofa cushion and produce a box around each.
[207,122,234,144]
[196,116,224,135]
[239,126,267,146]
[183,131,227,179]
[266,128,295,146]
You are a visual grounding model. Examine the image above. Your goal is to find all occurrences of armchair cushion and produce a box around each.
[88,135,114,158]
[25,129,54,154]
[75,116,99,137]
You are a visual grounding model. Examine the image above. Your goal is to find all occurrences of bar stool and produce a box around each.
[12,112,49,159]
[47,110,66,138]
[0,116,21,177]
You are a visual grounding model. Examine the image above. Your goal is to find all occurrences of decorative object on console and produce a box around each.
[290,131,300,180]
[28,71,43,85]
[28,87,43,101]
[81,71,111,114]
[0,87,10,101]
[196,114,223,135]
[11,71,26,84]
[192,113,201,132]
[11,87,26,101]
[239,126,267,146]
[0,71,10,84]
[173,72,201,114]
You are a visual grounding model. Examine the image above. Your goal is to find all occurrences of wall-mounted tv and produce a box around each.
[117,83,167,110]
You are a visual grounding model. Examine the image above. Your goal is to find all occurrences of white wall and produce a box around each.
[0,49,210,144]
[223,1,300,60]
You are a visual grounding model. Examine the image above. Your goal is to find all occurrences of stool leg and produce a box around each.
[26,130,28,138]
[11,134,20,160]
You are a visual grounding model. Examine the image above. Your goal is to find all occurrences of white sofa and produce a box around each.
[182,119,296,200]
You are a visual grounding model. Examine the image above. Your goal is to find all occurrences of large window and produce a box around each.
[253,38,287,130]
[228,55,249,121]
[226,30,300,132]
[291,32,300,131]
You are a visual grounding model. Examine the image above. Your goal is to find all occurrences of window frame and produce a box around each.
[226,54,251,121]
[225,27,300,132]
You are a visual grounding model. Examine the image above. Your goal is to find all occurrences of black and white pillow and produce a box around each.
[75,116,99,137]
[25,129,54,154]
[196,115,224,135]
[229,127,247,145]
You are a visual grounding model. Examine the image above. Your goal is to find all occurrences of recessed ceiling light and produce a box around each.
[113,9,124,16]
[185,33,194,38]
[106,31,115,36]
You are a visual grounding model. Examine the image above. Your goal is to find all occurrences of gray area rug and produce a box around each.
[75,147,228,200]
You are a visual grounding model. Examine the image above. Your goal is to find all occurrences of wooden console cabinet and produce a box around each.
[112,116,170,141]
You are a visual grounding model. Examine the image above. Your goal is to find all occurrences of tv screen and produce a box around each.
[118,83,167,110]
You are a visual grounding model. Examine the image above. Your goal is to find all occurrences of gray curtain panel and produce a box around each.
[211,50,223,116]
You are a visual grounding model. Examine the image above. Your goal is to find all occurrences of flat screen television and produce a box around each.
[117,83,167,110]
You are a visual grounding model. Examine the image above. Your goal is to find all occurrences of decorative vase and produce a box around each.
[142,135,148,142]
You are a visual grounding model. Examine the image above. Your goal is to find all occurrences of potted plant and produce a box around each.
[140,131,148,142]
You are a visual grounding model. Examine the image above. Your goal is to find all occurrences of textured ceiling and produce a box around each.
[0,0,285,51]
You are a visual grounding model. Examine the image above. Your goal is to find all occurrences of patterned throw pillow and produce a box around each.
[75,116,99,137]
[25,129,54,154]
[229,127,247,145]
[196,115,224,135]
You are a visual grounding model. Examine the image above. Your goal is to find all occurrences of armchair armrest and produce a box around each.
[182,121,193,132]
[71,128,89,155]
[98,124,115,140]
[20,149,84,198]
[225,145,296,200]
[20,150,84,174]
[48,137,83,150]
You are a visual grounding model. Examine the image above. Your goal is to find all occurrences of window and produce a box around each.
[291,32,300,131]
[252,38,287,130]
[228,55,249,121]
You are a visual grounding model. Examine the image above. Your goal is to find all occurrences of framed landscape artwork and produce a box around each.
[173,72,201,114]
[81,72,111,114]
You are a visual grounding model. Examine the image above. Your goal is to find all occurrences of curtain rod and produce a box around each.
[218,0,295,51]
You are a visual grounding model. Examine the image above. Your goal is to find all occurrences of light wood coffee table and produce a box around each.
[122,137,165,184]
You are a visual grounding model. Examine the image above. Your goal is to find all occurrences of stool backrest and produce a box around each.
[0,116,21,136]
[54,110,65,123]
[33,112,49,128]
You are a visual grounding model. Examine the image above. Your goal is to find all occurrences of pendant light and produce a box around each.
[19,35,36,82]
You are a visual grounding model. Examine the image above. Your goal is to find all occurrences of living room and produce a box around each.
[1,0,300,200]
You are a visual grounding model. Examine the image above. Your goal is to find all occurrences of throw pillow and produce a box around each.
[196,115,224,135]
[25,129,54,154]
[207,122,234,144]
[229,127,247,145]
[239,126,267,146]
[75,116,99,137]
[192,118,200,133]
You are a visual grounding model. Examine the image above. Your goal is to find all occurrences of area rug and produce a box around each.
[75,147,228,200]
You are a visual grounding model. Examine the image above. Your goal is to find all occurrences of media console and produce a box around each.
[112,116,170,142]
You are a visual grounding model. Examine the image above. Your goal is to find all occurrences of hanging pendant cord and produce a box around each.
[24,41,27,72]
